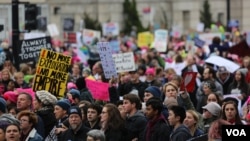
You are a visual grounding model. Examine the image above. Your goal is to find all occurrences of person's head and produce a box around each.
[163,82,178,99]
[17,111,38,131]
[68,89,80,104]
[164,68,176,81]
[3,91,18,106]
[234,69,245,82]
[68,106,82,130]
[100,103,124,130]
[202,80,217,95]
[212,36,221,45]
[17,92,32,111]
[207,93,221,105]
[221,101,242,124]
[203,67,215,80]
[145,67,156,81]
[0,120,9,141]
[54,99,71,120]
[87,104,102,123]
[86,129,105,141]
[72,64,81,76]
[207,119,223,141]
[186,54,196,66]
[145,97,163,120]
[128,70,139,82]
[79,100,91,122]
[116,100,126,119]
[217,66,229,81]
[0,97,7,115]
[243,56,250,68]
[5,123,21,141]
[202,102,221,119]
[169,75,182,87]
[34,90,57,110]
[75,77,86,90]
[144,86,162,102]
[123,94,142,114]
[168,105,186,127]
[184,110,199,129]
[1,69,11,81]
[13,72,24,85]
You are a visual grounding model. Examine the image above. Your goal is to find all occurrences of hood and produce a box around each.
[127,110,146,121]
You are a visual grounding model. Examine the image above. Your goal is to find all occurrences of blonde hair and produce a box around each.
[186,110,199,128]
[163,82,178,94]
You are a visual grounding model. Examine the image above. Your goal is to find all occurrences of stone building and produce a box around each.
[0,0,249,40]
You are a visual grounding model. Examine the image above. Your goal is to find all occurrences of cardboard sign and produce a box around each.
[33,49,72,98]
[180,72,197,92]
[47,24,59,37]
[18,36,52,63]
[137,32,154,48]
[153,29,168,52]
[86,79,110,101]
[112,52,135,73]
[102,22,119,36]
[97,42,117,79]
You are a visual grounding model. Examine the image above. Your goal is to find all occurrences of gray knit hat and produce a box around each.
[35,90,57,106]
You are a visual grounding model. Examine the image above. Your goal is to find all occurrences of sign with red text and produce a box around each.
[33,49,71,98]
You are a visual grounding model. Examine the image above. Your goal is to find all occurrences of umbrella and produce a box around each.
[205,55,240,73]
[228,40,250,57]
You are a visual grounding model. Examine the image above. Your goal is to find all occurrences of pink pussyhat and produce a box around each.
[3,91,18,104]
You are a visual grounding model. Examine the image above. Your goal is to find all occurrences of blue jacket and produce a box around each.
[25,128,43,141]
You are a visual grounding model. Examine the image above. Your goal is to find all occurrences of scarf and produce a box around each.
[145,114,165,141]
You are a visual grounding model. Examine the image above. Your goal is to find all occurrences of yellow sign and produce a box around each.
[33,49,72,98]
[137,32,154,48]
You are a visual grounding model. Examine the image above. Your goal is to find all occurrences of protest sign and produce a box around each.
[109,40,120,53]
[97,42,117,79]
[153,29,168,52]
[102,22,119,36]
[24,32,46,40]
[137,32,154,48]
[18,36,52,63]
[198,33,222,45]
[33,49,71,98]
[112,52,135,73]
[47,24,59,37]
[180,72,197,92]
[82,29,101,44]
[86,79,110,101]
[194,37,205,48]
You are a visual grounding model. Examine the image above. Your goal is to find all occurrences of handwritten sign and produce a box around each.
[153,29,168,52]
[86,79,109,101]
[97,42,117,79]
[33,49,71,98]
[18,36,52,63]
[137,32,154,48]
[112,52,135,73]
[109,40,120,53]
[102,22,119,36]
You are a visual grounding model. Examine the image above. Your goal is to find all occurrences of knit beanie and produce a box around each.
[145,86,162,100]
[69,89,80,99]
[0,97,7,113]
[3,91,18,104]
[68,106,82,119]
[56,99,71,111]
[35,90,57,106]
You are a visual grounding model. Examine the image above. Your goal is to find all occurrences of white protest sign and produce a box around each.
[196,22,205,32]
[153,29,168,52]
[82,29,101,44]
[47,24,59,37]
[24,32,46,40]
[102,22,119,36]
[112,52,135,73]
[165,62,186,76]
[97,42,117,79]
[199,33,222,45]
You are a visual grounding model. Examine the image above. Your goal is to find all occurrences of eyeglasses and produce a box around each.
[19,119,29,123]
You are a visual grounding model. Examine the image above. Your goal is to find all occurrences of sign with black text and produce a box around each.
[33,49,71,98]
[18,36,52,63]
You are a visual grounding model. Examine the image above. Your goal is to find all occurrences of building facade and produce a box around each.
[0,0,249,40]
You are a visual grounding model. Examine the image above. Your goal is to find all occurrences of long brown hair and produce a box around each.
[103,103,124,130]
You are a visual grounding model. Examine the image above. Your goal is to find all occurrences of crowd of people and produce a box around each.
[0,27,250,141]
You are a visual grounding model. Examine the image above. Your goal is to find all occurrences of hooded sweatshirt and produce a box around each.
[170,124,192,141]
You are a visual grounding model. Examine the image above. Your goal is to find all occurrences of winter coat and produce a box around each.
[170,124,192,141]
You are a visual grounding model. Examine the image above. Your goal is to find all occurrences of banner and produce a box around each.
[153,29,168,52]
[33,49,71,98]
[97,42,117,79]
[18,36,52,63]
[112,52,135,73]
[86,79,109,101]
[194,37,205,48]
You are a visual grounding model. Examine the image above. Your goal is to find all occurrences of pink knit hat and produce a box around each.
[67,82,77,90]
[3,91,18,104]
